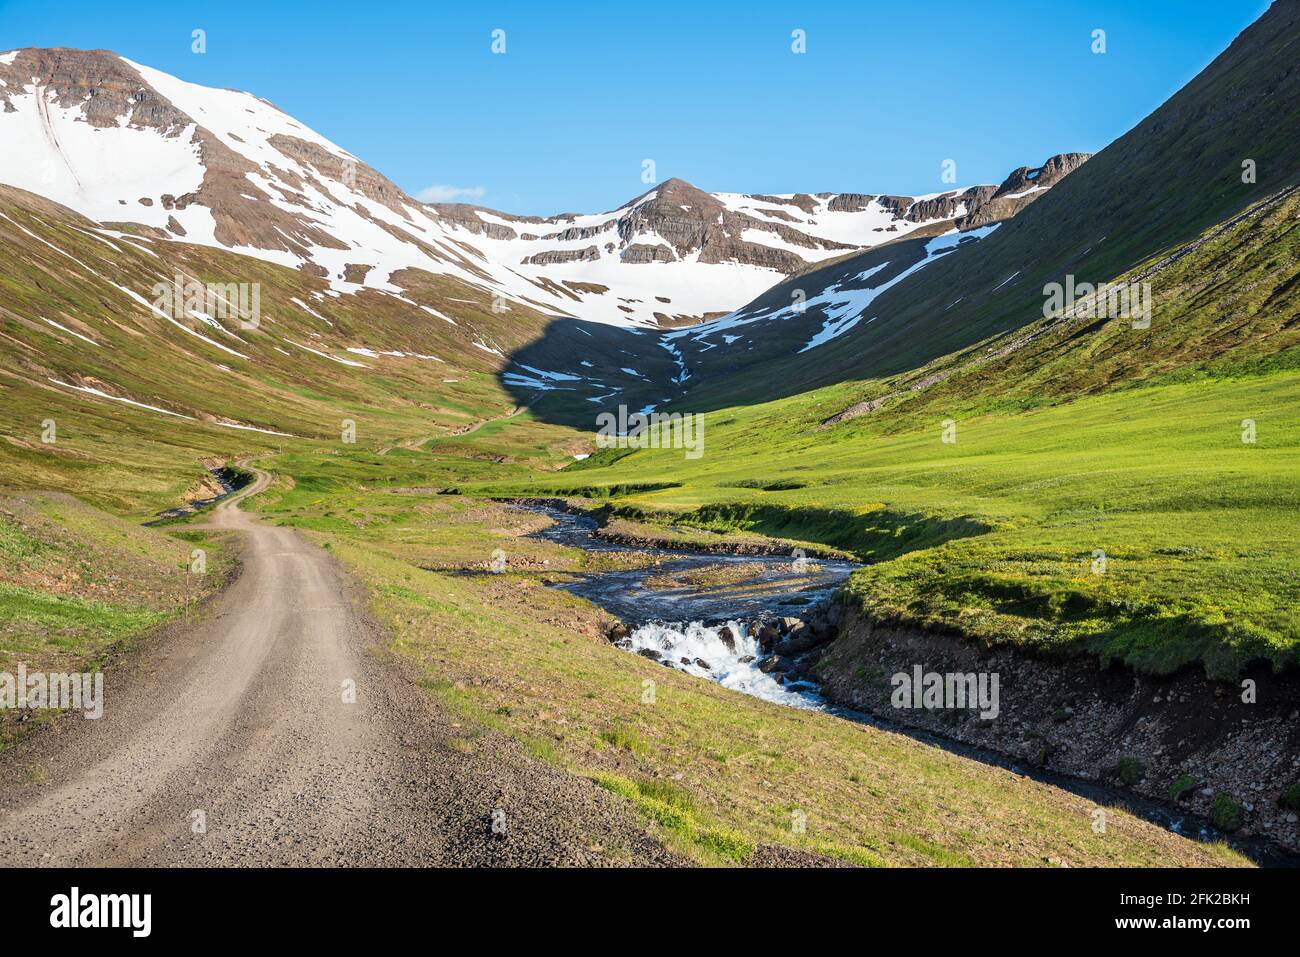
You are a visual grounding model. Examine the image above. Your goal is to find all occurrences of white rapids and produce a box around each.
[626,619,823,709]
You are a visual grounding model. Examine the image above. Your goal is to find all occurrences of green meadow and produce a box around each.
[233,450,1245,866]
[466,368,1300,679]
[0,336,1277,864]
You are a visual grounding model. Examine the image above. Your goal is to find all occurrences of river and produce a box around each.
[520,501,857,707]
[516,500,1296,866]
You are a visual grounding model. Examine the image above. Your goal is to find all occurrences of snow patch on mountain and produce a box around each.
[0,49,1081,342]
[794,226,1001,353]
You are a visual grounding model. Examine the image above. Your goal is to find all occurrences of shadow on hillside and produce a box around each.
[502,0,1300,431]
[497,239,943,429]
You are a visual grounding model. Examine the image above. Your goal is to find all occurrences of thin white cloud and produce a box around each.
[415,184,487,203]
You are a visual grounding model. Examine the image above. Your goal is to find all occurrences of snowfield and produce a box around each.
[0,52,1036,332]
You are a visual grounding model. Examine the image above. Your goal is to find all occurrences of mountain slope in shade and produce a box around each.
[505,0,1300,419]
[0,47,1079,329]
[663,0,1300,412]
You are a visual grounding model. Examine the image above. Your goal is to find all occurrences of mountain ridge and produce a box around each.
[529,0,1300,418]
[0,45,1080,328]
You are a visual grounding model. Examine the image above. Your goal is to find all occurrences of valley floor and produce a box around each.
[230,456,1252,866]
[0,470,681,866]
[4,360,1295,867]
[3,1,1299,872]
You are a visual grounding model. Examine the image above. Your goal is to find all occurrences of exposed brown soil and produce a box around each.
[815,606,1300,854]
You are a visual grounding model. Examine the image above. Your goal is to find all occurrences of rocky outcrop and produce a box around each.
[1017,151,1091,190]
[827,193,875,213]
[430,204,532,240]
[904,190,969,222]
[753,193,820,214]
[522,246,600,265]
[817,370,952,429]
[0,47,189,132]
[621,242,676,264]
[547,221,616,243]
[956,153,1092,228]
[268,134,409,217]
[818,155,1092,234]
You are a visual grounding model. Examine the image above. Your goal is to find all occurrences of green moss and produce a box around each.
[1169,774,1198,802]
[1277,783,1300,812]
[1114,756,1145,787]
[1211,793,1245,831]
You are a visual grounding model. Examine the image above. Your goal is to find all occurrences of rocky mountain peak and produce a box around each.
[0,47,1089,330]
[993,152,1092,199]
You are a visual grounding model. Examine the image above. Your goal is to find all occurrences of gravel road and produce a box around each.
[0,469,680,866]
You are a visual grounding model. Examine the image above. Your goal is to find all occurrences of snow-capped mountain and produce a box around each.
[425,172,1081,328]
[0,48,1085,330]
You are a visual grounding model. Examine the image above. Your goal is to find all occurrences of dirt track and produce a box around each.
[0,469,679,866]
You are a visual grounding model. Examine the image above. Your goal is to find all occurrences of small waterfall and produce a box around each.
[624,619,823,708]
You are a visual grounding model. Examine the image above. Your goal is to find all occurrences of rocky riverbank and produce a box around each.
[814,605,1300,854]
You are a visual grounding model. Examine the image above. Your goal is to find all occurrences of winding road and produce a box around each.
[0,468,677,866]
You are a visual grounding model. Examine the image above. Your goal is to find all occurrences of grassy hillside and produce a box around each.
[466,364,1300,679]
[234,446,1245,866]
[0,185,599,516]
[0,491,230,749]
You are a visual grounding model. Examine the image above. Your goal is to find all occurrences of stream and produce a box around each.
[518,501,1296,866]
[144,467,247,525]
[521,501,858,708]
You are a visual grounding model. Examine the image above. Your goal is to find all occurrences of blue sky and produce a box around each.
[0,0,1271,215]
